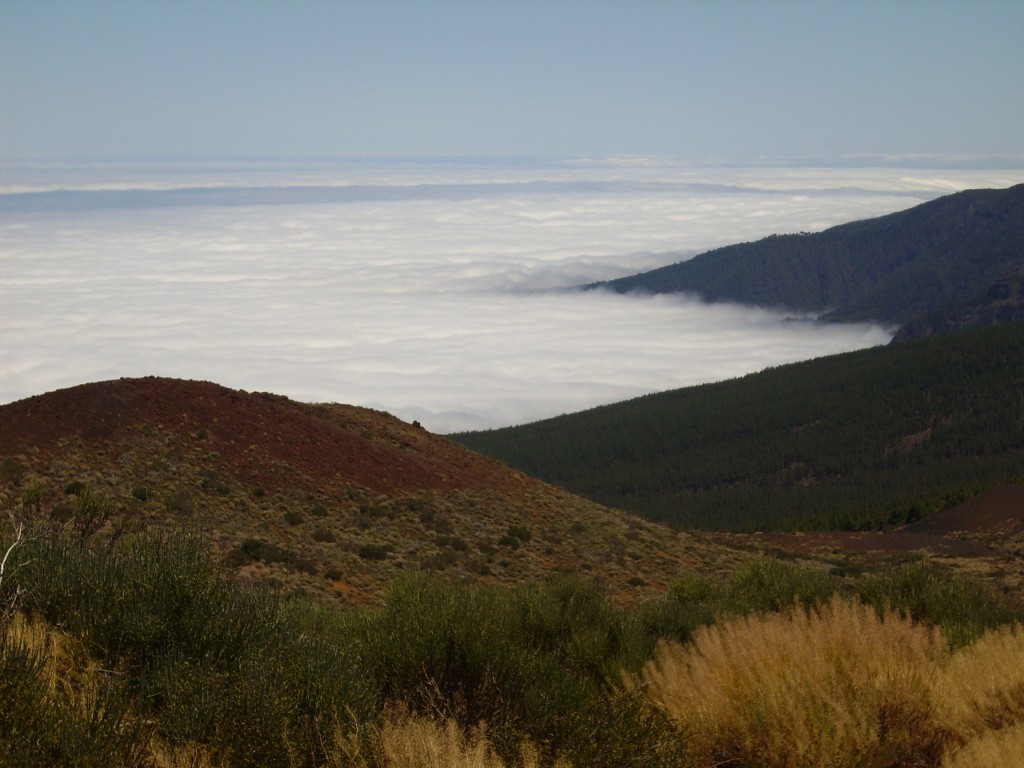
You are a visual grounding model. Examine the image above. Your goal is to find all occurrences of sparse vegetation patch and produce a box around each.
[2,525,1022,768]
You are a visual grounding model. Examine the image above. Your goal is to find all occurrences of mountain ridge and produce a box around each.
[592,183,1024,333]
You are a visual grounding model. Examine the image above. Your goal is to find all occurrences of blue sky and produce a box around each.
[2,0,1022,161]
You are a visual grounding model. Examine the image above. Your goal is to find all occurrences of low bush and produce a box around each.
[0,531,377,768]
[312,525,337,543]
[854,562,1019,647]
[358,543,391,561]
[506,525,532,543]
[354,574,680,767]
[240,537,317,573]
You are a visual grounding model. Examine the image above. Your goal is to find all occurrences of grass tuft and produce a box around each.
[642,596,952,767]
[940,623,1024,738]
[941,723,1024,768]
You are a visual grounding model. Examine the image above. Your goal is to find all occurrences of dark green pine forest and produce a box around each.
[593,183,1024,333]
[454,322,1024,532]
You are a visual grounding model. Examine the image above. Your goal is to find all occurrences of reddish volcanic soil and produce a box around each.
[753,484,1024,562]
[0,376,528,497]
[903,484,1024,538]
[1,377,755,605]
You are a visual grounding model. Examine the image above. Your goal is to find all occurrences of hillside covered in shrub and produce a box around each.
[0,377,751,606]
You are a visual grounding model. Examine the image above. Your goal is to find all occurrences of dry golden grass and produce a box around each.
[339,707,571,768]
[146,741,231,768]
[377,715,509,768]
[936,624,1024,767]
[4,610,99,704]
[4,613,231,768]
[940,623,1024,738]
[641,597,952,768]
[940,722,1024,768]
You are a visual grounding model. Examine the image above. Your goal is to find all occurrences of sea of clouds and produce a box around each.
[2,157,1021,432]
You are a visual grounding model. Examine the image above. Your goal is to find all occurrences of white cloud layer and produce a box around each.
[2,159,1021,432]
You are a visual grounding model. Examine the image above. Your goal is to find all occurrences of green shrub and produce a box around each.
[312,526,337,543]
[49,501,76,527]
[358,544,391,561]
[722,557,839,614]
[71,488,113,541]
[238,538,317,575]
[21,481,46,514]
[199,471,230,496]
[0,457,26,484]
[437,534,469,551]
[165,489,194,516]
[506,525,532,543]
[354,574,672,767]
[0,531,375,768]
[63,480,86,496]
[421,550,460,570]
[359,502,386,518]
[855,563,1020,647]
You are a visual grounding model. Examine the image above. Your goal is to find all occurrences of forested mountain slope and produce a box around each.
[454,322,1024,531]
[893,265,1024,340]
[594,184,1024,329]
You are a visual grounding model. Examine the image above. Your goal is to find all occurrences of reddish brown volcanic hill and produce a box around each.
[1,377,749,605]
[0,376,526,497]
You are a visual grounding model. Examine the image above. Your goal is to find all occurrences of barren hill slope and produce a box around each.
[0,376,526,497]
[0,377,747,604]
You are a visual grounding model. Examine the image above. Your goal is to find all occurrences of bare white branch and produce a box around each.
[0,512,27,595]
